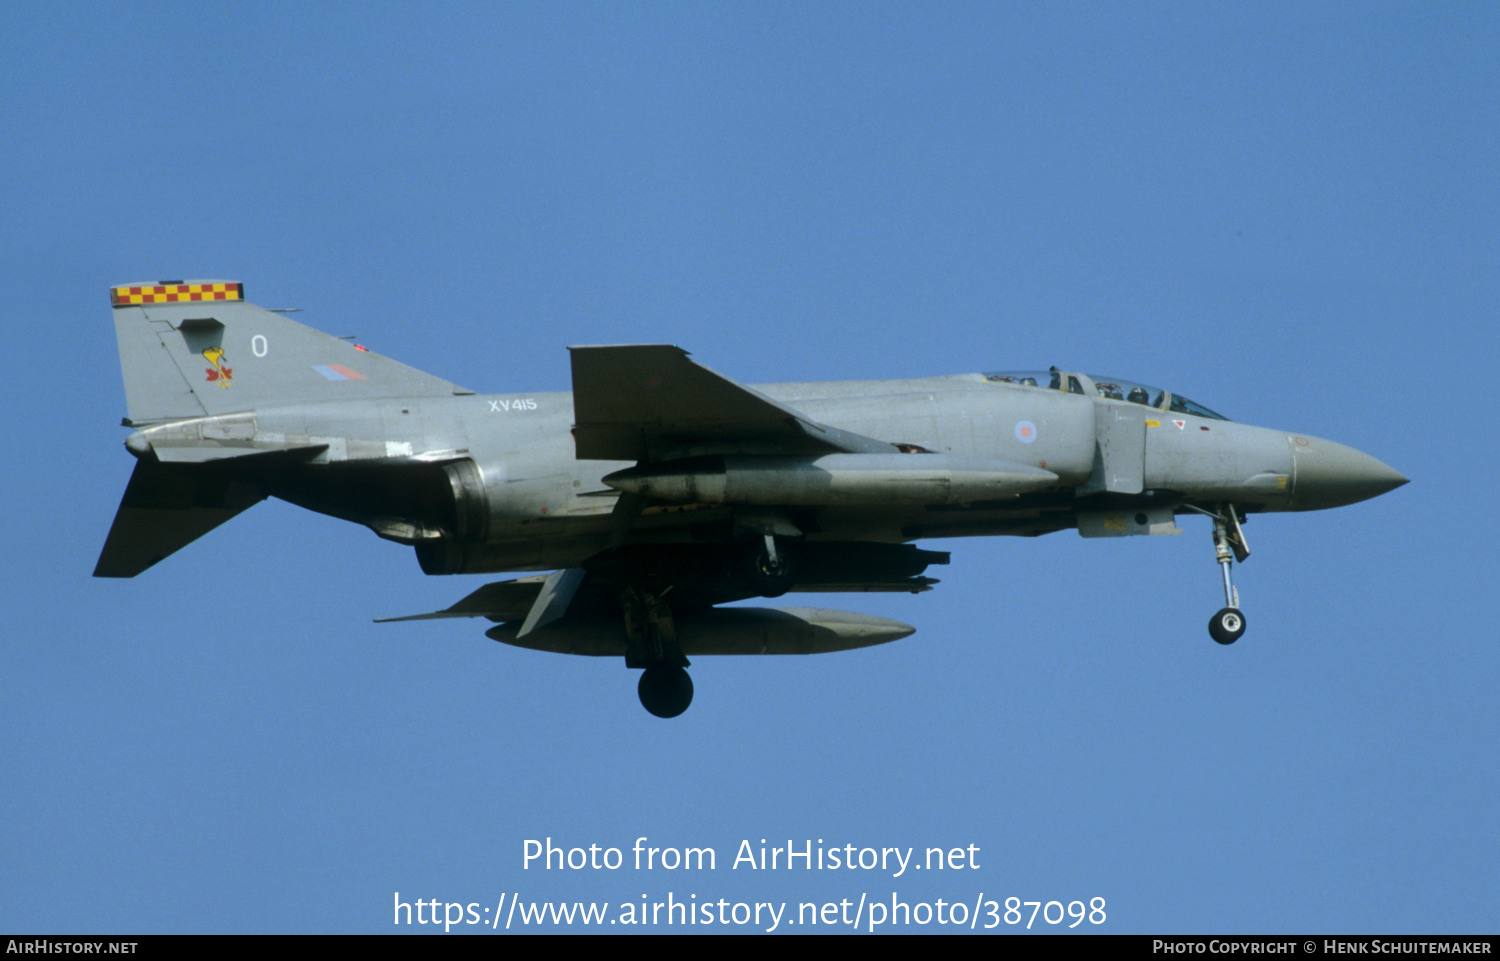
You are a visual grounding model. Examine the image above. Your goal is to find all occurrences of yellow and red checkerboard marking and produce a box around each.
[110,282,243,306]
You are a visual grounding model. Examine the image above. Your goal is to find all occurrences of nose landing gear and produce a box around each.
[1209,606,1247,645]
[1190,505,1250,645]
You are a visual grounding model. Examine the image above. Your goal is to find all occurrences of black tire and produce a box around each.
[1209,607,1247,645]
[738,543,796,598]
[638,666,694,718]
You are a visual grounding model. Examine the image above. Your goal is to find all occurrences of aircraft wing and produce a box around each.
[378,556,945,624]
[375,575,553,623]
[569,345,897,461]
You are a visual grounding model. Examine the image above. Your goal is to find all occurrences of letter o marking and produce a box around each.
[252,335,268,357]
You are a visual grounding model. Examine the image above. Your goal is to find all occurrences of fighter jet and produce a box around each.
[96,281,1407,717]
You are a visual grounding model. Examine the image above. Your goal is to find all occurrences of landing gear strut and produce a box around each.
[1188,505,1249,645]
[1209,506,1248,644]
[621,587,695,717]
[738,534,797,597]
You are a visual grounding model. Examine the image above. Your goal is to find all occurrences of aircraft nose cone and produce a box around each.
[1291,438,1408,510]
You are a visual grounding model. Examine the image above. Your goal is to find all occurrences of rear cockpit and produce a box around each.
[983,369,1230,421]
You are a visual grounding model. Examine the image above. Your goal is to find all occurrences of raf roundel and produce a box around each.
[1015,420,1038,444]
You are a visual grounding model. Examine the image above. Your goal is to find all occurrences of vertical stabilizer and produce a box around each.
[107,281,471,425]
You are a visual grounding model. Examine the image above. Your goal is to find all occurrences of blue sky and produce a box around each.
[2,1,1495,934]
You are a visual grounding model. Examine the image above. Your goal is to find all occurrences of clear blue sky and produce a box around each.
[2,1,1494,934]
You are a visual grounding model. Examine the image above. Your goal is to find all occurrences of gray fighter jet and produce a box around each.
[96,281,1407,717]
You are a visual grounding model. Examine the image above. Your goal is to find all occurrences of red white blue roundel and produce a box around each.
[1015,420,1038,443]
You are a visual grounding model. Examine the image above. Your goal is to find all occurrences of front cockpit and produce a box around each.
[984,369,1230,421]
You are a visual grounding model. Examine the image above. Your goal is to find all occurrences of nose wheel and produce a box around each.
[1209,607,1246,645]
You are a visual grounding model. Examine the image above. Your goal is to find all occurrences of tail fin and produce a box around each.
[107,281,470,425]
[98,280,473,576]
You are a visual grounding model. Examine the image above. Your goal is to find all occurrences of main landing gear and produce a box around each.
[1190,505,1250,645]
[638,665,693,719]
[738,533,796,597]
[621,586,695,718]
[619,532,800,717]
[1209,606,1246,646]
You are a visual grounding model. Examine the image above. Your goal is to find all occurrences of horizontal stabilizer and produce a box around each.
[93,460,265,577]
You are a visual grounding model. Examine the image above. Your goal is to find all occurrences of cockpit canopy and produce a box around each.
[983,369,1229,421]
